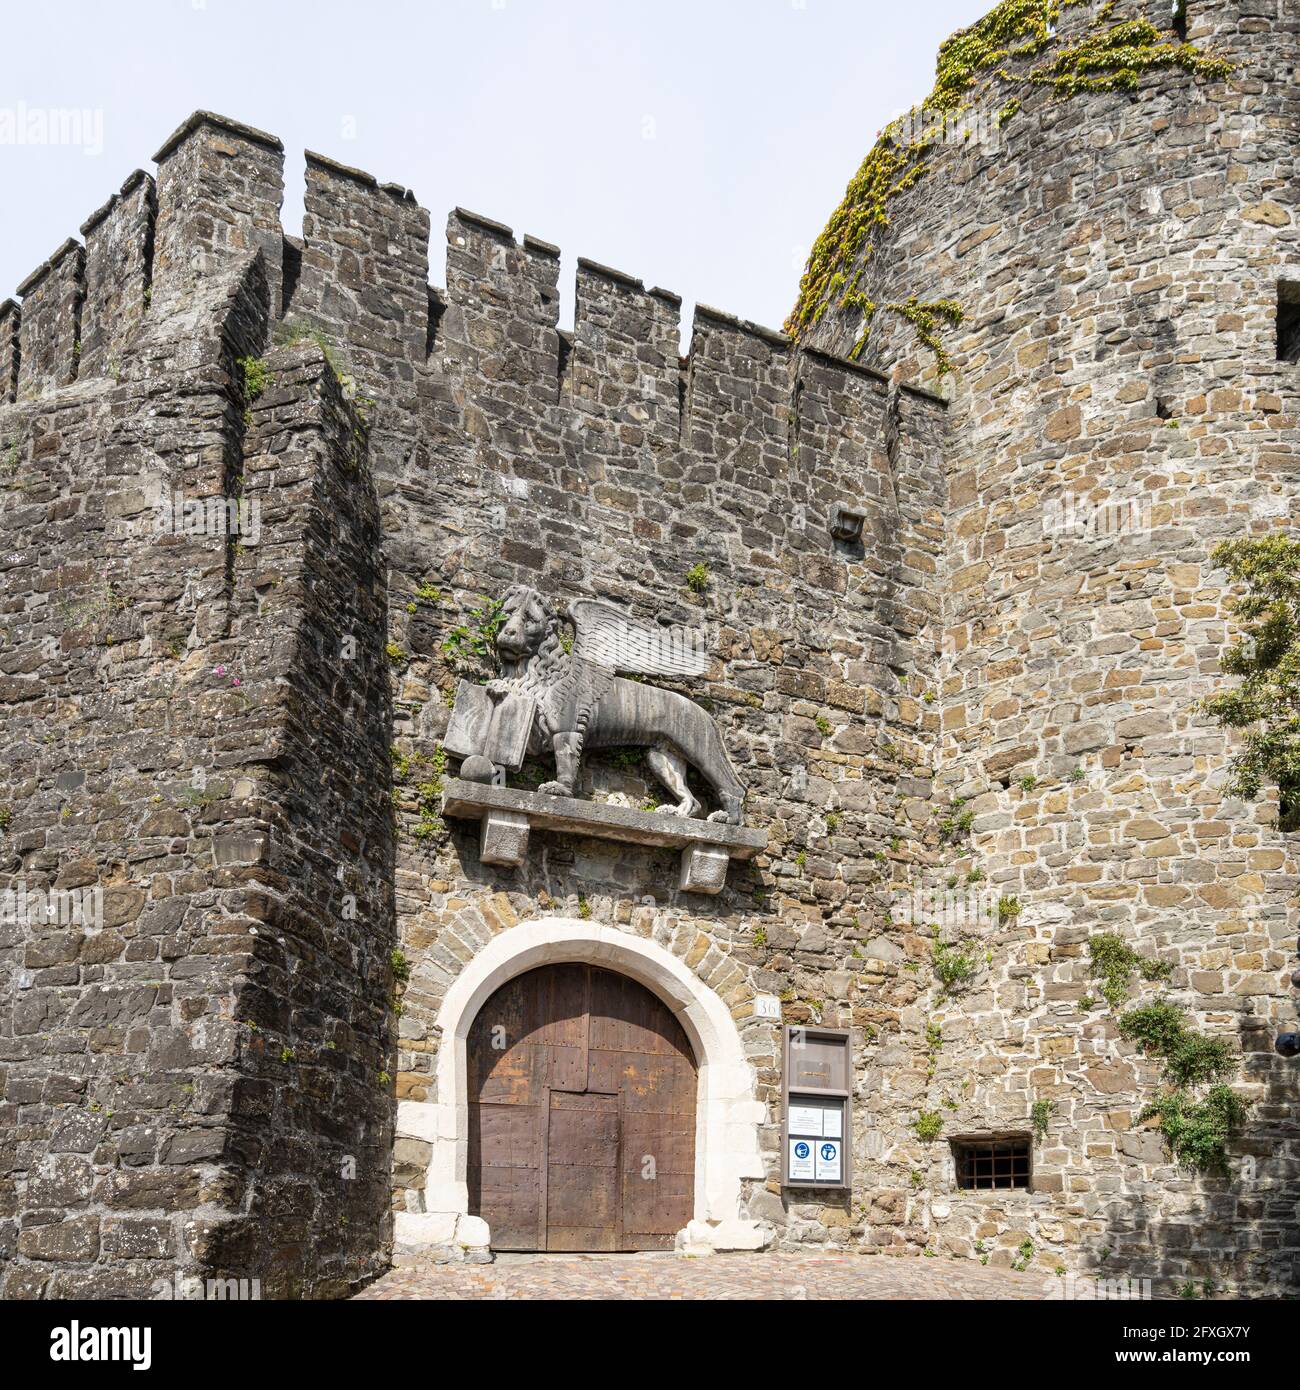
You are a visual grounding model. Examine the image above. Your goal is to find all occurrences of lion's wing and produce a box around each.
[570,600,710,678]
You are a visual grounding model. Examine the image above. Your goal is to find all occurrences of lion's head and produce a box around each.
[496,585,561,664]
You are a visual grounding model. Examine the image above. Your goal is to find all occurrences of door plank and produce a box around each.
[544,1089,619,1252]
[469,1101,541,1251]
[468,963,697,1252]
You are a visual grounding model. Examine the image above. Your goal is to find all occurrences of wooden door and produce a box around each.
[467,963,697,1251]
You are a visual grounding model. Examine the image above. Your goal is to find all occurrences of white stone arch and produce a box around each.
[394,918,769,1254]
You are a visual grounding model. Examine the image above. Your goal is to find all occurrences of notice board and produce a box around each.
[782,1025,851,1190]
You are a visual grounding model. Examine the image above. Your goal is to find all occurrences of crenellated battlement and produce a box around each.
[0,298,18,402]
[2,110,944,487]
[78,169,154,378]
[150,111,284,316]
[15,236,83,398]
[0,115,948,748]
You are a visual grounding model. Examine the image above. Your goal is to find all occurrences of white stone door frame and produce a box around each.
[394,918,769,1255]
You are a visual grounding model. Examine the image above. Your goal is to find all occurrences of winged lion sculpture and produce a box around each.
[444,585,746,825]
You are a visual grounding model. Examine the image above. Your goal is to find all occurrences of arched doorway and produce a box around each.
[467,962,697,1251]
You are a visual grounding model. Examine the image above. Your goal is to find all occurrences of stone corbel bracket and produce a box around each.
[441,778,767,894]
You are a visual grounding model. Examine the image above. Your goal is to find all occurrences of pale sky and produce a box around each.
[1,0,991,338]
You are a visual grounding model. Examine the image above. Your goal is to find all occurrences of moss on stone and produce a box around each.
[786,0,1232,363]
[1032,15,1233,96]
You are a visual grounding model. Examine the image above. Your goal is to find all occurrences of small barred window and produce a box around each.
[952,1136,1032,1191]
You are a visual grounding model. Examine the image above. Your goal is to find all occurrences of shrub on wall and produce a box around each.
[1202,534,1300,829]
[1105,972,1248,1175]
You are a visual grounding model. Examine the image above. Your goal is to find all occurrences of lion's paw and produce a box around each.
[539,781,570,798]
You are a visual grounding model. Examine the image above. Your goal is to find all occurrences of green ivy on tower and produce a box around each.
[786,0,1233,371]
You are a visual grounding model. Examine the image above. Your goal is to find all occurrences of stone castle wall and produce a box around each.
[0,129,397,1296]
[801,0,1299,1294]
[0,109,951,1292]
[0,0,1295,1299]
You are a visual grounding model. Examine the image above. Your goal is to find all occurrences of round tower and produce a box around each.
[793,0,1299,1294]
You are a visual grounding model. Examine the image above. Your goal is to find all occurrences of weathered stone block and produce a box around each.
[392,1137,433,1187]
[479,810,530,868]
[17,1216,99,1262]
[679,844,730,895]
[101,1217,173,1261]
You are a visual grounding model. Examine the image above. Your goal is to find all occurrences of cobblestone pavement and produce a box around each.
[355,1252,1052,1300]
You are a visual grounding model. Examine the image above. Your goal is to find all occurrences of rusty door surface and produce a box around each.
[467,962,697,1251]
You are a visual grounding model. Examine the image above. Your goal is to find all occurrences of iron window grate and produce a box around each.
[952,1136,1032,1191]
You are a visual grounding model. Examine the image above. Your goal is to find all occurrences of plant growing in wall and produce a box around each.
[237,354,274,425]
[442,596,506,679]
[412,751,448,843]
[1031,1098,1056,1144]
[237,354,273,401]
[996,895,1022,925]
[1088,932,1171,1008]
[1201,535,1300,831]
[1119,1001,1246,1174]
[1139,1087,1248,1178]
[392,743,448,843]
[937,797,975,844]
[876,297,965,374]
[933,937,978,993]
[914,1110,943,1142]
[921,1022,943,1082]
[1086,938,1249,1176]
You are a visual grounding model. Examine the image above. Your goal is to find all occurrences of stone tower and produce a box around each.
[792,0,1300,1294]
[0,0,1295,1300]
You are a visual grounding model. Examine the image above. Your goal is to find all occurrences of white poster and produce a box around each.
[788,1104,824,1137]
[814,1139,842,1184]
[822,1106,843,1139]
[788,1138,815,1181]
